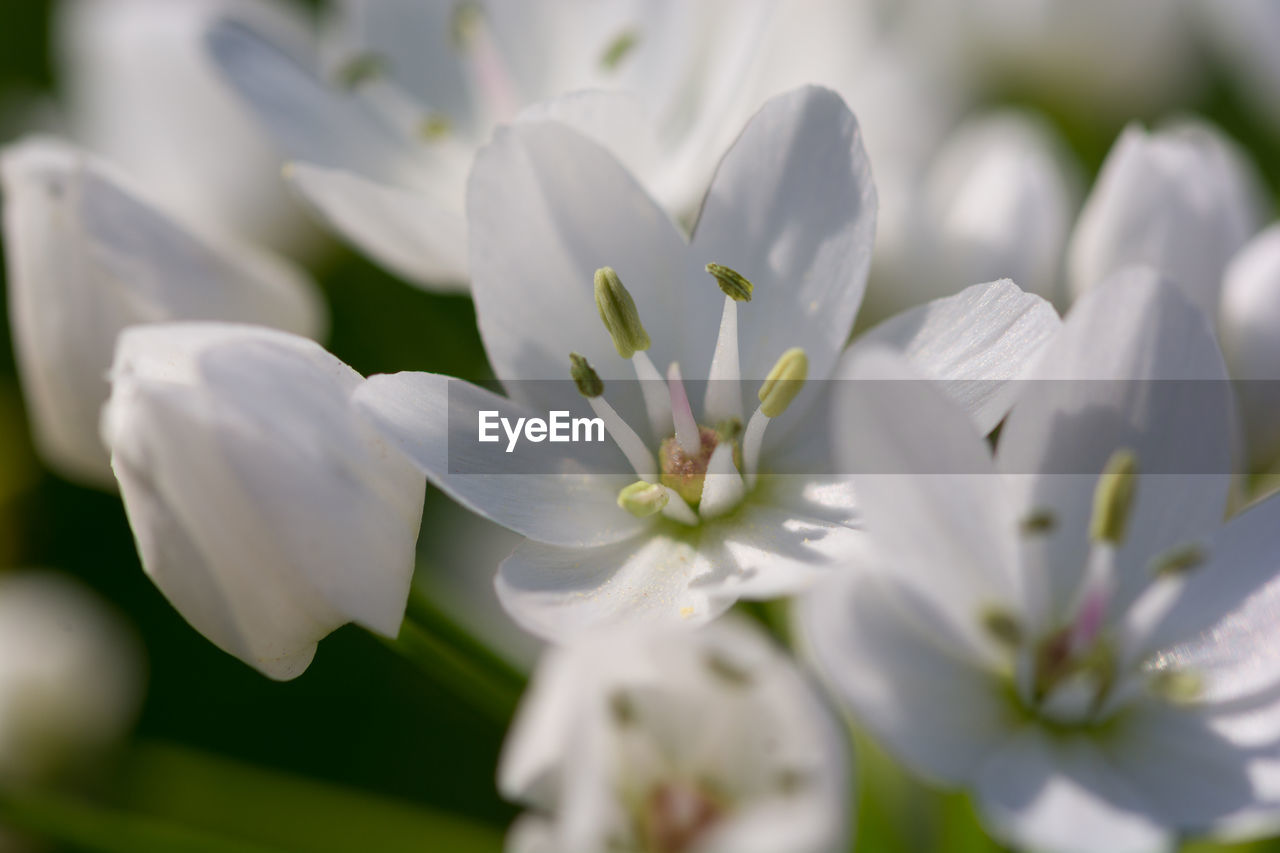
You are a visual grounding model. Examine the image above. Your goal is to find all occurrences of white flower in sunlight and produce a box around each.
[102,323,425,680]
[206,0,774,288]
[500,618,848,853]
[1067,120,1267,318]
[0,137,324,488]
[0,571,142,786]
[352,88,1060,642]
[56,0,317,252]
[912,110,1078,307]
[1220,224,1280,472]
[802,270,1280,853]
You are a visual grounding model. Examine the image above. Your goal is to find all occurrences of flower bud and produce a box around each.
[101,323,424,679]
[0,137,324,488]
[1068,121,1265,317]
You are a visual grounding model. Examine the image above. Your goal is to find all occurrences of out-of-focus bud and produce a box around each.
[101,324,425,680]
[499,619,849,853]
[0,137,324,488]
[56,0,316,252]
[919,111,1078,306]
[1220,225,1280,471]
[1067,121,1267,317]
[0,571,143,787]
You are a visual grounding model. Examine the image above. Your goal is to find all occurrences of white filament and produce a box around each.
[667,363,701,455]
[703,296,743,424]
[632,351,673,441]
[588,396,657,480]
[741,406,771,490]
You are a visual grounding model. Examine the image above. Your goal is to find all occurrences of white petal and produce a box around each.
[1108,701,1270,831]
[1,137,323,487]
[1140,493,1280,703]
[495,534,734,642]
[1220,224,1280,470]
[352,371,645,547]
[851,278,1062,434]
[831,347,1026,649]
[918,110,1079,304]
[103,323,424,680]
[206,18,430,185]
[57,0,315,250]
[692,86,876,387]
[799,569,1016,785]
[468,119,707,435]
[975,731,1172,853]
[1067,121,1265,318]
[287,163,468,288]
[996,268,1236,615]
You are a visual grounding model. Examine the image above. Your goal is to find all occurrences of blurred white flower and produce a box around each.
[500,618,848,853]
[910,110,1078,309]
[56,0,318,253]
[1220,225,1280,472]
[0,137,324,488]
[803,270,1280,853]
[101,323,425,680]
[353,88,1059,641]
[1067,120,1268,318]
[0,571,142,786]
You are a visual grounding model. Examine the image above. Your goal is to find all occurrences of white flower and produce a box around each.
[0,137,324,488]
[1067,121,1267,318]
[351,88,1060,641]
[912,110,1078,308]
[56,0,316,252]
[206,0,776,288]
[499,618,848,853]
[0,571,142,786]
[101,323,425,679]
[801,269,1280,853]
[1220,224,1280,472]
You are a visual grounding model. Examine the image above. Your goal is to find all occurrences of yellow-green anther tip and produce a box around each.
[617,481,668,517]
[706,263,753,302]
[1090,449,1139,544]
[594,267,650,359]
[570,353,603,398]
[758,348,808,417]
[335,53,386,89]
[599,29,640,71]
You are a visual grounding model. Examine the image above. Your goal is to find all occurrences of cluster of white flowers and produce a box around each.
[4,1,1280,851]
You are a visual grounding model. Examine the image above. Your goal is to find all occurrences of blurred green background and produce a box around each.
[1,1,1279,851]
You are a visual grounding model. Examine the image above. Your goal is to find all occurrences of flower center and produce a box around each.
[639,781,725,853]
[571,265,807,526]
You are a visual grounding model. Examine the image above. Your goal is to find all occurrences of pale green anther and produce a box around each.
[981,608,1024,649]
[609,690,637,726]
[419,114,453,141]
[1149,669,1203,704]
[617,481,668,517]
[715,417,742,442]
[335,53,387,89]
[758,348,808,417]
[451,1,484,49]
[705,652,752,687]
[570,353,603,398]
[594,267,651,359]
[1021,509,1057,535]
[706,263,754,302]
[1089,450,1139,545]
[599,29,640,71]
[1152,543,1207,578]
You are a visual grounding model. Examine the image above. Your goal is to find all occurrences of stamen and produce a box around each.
[698,444,745,520]
[595,267,651,359]
[741,349,808,488]
[617,481,669,518]
[660,487,699,525]
[334,53,387,89]
[631,351,673,440]
[667,363,701,455]
[1089,450,1138,545]
[704,295,743,424]
[599,29,640,71]
[451,1,521,123]
[1069,543,1116,655]
[570,354,655,479]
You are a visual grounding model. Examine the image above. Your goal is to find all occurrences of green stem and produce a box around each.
[380,587,526,726]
